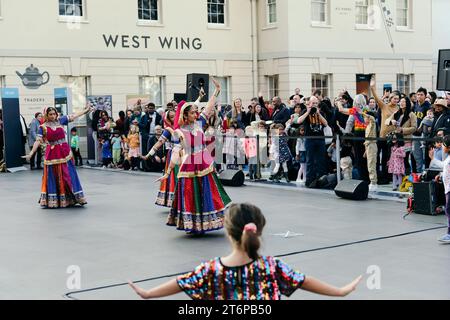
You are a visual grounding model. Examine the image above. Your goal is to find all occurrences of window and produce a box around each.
[312,74,331,98]
[267,0,277,24]
[139,76,164,107]
[355,0,369,25]
[396,0,410,28]
[267,75,279,99]
[59,0,84,17]
[208,0,226,25]
[397,74,413,94]
[311,0,328,24]
[209,77,230,105]
[138,0,159,22]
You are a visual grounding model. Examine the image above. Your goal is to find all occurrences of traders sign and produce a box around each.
[102,34,203,50]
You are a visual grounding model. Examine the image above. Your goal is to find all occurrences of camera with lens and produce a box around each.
[310,107,317,115]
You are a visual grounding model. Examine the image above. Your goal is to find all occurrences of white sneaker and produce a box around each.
[369,184,378,191]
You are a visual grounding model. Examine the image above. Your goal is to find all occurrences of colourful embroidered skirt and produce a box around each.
[167,172,232,234]
[155,150,179,208]
[40,159,87,208]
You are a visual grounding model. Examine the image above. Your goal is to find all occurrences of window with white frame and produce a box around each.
[267,0,277,25]
[267,75,279,99]
[209,77,230,105]
[138,0,159,22]
[139,76,164,107]
[60,76,91,125]
[311,0,328,24]
[397,74,413,94]
[312,74,331,98]
[396,0,410,28]
[208,0,226,25]
[355,0,369,25]
[59,0,84,17]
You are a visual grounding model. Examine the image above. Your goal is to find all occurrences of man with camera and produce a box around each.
[140,103,162,171]
[296,96,328,187]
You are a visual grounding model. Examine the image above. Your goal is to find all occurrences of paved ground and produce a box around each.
[0,168,448,300]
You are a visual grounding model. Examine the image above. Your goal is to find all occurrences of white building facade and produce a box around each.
[0,0,434,122]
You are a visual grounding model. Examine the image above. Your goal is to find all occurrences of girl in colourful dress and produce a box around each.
[129,203,362,300]
[387,133,406,191]
[142,109,179,208]
[23,105,92,208]
[158,78,232,234]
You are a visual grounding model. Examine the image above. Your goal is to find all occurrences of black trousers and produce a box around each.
[71,147,83,166]
[30,146,42,168]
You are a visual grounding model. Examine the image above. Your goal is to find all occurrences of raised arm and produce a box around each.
[129,279,181,299]
[370,75,385,110]
[70,103,94,122]
[301,275,362,297]
[336,100,350,116]
[202,77,221,119]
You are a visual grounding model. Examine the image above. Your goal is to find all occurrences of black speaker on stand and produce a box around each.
[219,169,245,187]
[334,179,369,200]
[437,49,450,91]
[186,73,209,102]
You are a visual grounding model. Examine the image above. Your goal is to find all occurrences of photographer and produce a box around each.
[140,103,162,171]
[296,96,328,188]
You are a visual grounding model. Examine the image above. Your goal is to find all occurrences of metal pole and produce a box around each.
[336,134,341,181]
[256,133,261,180]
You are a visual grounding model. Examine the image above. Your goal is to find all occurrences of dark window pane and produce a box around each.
[138,0,143,9]
[218,4,224,14]
[211,15,217,24]
[59,4,66,15]
[211,4,217,14]
[208,3,212,14]
[151,9,158,20]
[218,14,224,24]
[74,0,82,5]
[77,4,83,16]
[138,9,143,19]
[143,0,149,10]
[143,10,150,20]
[150,0,157,9]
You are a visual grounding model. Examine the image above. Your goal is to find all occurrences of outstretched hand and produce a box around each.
[211,77,221,91]
[155,173,169,183]
[22,154,31,162]
[339,275,363,296]
[370,75,376,87]
[128,281,149,299]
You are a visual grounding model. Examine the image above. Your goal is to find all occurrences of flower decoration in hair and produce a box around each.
[243,223,257,233]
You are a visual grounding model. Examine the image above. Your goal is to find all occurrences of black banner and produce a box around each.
[1,88,24,169]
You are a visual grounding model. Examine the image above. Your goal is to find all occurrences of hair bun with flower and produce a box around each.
[243,223,257,233]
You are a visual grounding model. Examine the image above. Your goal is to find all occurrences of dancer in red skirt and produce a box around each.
[158,78,232,234]
[23,105,93,208]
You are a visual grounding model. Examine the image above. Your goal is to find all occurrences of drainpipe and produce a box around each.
[250,0,259,97]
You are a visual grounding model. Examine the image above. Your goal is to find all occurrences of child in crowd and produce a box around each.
[111,131,122,168]
[127,123,141,171]
[340,134,355,180]
[419,109,434,151]
[70,127,83,166]
[269,124,292,183]
[243,126,258,180]
[387,133,406,191]
[119,135,130,170]
[327,139,338,168]
[100,138,113,168]
[295,125,307,184]
[129,203,362,300]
